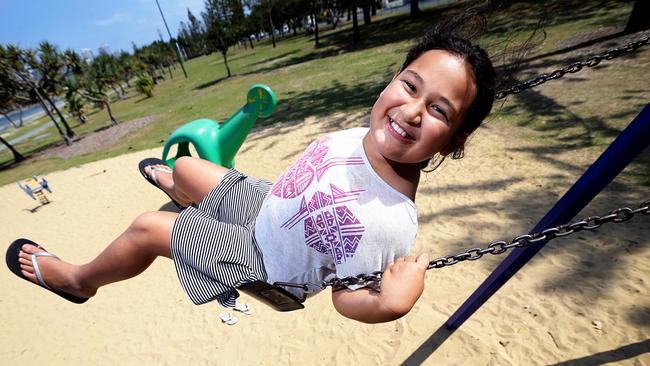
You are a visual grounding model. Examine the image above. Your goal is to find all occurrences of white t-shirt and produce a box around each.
[254,128,418,298]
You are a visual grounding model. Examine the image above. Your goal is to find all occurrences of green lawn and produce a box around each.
[1,0,645,186]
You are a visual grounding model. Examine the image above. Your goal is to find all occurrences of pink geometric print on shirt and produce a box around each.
[282,184,365,264]
[271,136,365,199]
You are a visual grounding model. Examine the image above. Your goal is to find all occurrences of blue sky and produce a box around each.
[0,0,206,55]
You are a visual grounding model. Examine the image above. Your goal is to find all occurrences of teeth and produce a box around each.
[389,117,408,138]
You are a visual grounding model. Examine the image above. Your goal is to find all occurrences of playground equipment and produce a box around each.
[162,84,277,168]
[18,176,52,206]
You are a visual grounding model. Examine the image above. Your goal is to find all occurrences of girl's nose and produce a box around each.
[402,100,423,125]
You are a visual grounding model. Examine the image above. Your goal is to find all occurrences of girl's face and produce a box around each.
[366,50,477,165]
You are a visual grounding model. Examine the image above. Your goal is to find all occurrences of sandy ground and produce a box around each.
[0,111,648,365]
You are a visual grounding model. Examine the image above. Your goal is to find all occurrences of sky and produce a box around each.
[0,0,206,55]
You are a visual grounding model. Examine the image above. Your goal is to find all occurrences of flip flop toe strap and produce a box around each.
[31,252,59,290]
[149,166,173,187]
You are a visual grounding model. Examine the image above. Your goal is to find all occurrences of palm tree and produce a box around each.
[0,44,73,145]
[0,135,25,163]
[64,78,88,124]
[80,54,121,126]
[30,42,76,138]
[0,64,22,128]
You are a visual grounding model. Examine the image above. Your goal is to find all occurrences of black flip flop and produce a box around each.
[5,238,89,304]
[138,158,185,210]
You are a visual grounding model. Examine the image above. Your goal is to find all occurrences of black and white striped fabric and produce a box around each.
[170,169,272,308]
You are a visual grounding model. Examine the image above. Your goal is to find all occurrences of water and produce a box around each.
[0,100,64,153]
[0,105,45,133]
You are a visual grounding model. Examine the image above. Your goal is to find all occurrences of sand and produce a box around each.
[1,111,648,365]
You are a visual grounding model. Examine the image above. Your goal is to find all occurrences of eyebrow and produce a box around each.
[404,70,458,117]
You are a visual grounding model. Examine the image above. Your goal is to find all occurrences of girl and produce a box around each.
[7,29,496,324]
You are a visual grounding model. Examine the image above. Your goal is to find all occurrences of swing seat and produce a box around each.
[239,281,305,312]
[162,84,277,168]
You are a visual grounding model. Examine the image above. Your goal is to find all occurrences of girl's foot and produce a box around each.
[142,163,192,208]
[18,244,96,299]
[144,164,175,193]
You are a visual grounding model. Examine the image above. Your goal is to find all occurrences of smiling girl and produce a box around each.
[7,28,496,324]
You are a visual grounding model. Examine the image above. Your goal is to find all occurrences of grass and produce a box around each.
[1,0,646,186]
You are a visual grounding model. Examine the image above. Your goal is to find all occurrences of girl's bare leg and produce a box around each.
[18,211,177,299]
[143,156,230,206]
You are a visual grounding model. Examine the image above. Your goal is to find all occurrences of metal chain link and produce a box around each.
[295,199,649,291]
[494,35,650,100]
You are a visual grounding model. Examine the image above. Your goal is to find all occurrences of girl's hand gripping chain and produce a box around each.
[331,253,429,323]
[378,254,430,316]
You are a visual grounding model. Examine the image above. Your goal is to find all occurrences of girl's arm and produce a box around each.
[331,254,429,323]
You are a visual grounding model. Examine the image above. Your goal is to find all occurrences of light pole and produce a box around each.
[155,0,188,78]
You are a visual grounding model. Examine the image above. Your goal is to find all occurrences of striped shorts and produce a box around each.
[170,169,272,308]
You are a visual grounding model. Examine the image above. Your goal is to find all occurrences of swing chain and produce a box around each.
[494,35,650,100]
[317,199,649,291]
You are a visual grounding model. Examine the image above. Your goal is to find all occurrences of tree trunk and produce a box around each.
[167,64,173,80]
[311,4,320,47]
[0,135,25,163]
[222,51,232,78]
[352,5,360,44]
[248,37,255,49]
[371,0,377,16]
[43,92,75,139]
[363,0,371,25]
[18,109,24,127]
[624,0,649,33]
[118,83,126,95]
[103,100,119,126]
[268,0,277,48]
[410,0,421,18]
[2,113,19,128]
[37,96,71,146]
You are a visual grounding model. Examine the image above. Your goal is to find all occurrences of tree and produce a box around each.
[349,1,360,44]
[0,44,74,145]
[410,0,421,18]
[0,61,24,128]
[624,0,649,33]
[203,0,242,77]
[310,0,322,46]
[116,51,136,89]
[79,53,121,126]
[65,89,88,124]
[362,0,371,25]
[0,135,25,163]
[30,42,76,138]
[134,74,154,98]
[179,9,208,58]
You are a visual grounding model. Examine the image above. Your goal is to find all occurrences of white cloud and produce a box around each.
[95,12,132,27]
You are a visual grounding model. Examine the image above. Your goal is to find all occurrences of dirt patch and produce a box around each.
[34,115,161,160]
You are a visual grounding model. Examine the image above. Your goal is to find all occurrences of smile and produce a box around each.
[387,116,414,142]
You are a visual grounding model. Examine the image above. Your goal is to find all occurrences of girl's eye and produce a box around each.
[402,80,416,92]
[430,105,449,122]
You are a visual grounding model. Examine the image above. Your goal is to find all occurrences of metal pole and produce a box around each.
[155,0,188,78]
[445,103,650,330]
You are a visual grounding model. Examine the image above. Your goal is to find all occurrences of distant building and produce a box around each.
[97,43,111,55]
[384,0,407,8]
[81,48,94,63]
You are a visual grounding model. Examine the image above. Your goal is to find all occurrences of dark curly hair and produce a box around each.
[400,26,496,170]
